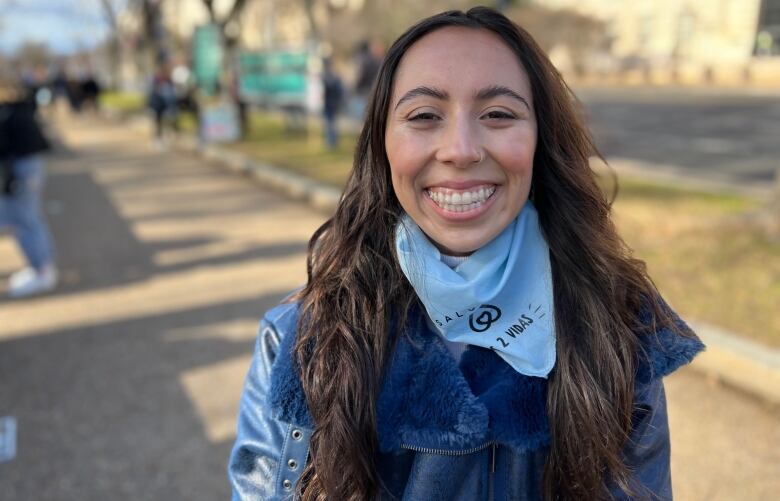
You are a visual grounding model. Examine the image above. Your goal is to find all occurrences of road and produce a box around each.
[0,113,777,500]
[577,86,780,190]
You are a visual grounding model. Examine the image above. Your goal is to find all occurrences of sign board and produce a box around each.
[193,24,222,95]
[237,50,309,107]
[199,100,240,143]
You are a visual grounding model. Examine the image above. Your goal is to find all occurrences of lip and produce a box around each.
[424,179,498,190]
[424,185,499,221]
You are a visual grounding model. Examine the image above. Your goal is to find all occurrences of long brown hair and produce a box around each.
[293,7,676,500]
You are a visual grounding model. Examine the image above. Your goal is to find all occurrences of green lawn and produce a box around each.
[104,95,780,347]
[100,91,146,114]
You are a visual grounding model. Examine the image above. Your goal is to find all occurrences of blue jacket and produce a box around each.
[229,301,704,500]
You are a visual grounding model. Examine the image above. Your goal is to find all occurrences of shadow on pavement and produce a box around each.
[0,115,320,499]
[0,140,304,301]
[0,291,288,500]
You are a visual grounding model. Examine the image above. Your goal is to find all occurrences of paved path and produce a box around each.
[577,86,780,191]
[0,114,321,500]
[0,114,777,499]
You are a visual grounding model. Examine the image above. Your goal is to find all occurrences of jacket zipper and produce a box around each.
[489,443,497,499]
[400,440,494,456]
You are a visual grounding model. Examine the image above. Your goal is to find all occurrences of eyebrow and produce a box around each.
[393,84,531,111]
[394,86,448,110]
[475,85,531,111]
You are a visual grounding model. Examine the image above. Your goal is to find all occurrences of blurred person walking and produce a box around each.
[321,58,344,150]
[147,63,177,148]
[0,77,57,298]
[80,72,102,113]
[350,39,383,119]
[171,61,200,129]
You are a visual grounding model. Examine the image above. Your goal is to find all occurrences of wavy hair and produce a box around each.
[293,7,676,500]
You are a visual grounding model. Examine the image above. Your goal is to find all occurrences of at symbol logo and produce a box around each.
[469,304,502,333]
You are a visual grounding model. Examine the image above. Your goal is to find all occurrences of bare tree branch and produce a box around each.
[202,0,217,23]
[221,0,249,29]
[98,0,119,30]
[302,0,320,41]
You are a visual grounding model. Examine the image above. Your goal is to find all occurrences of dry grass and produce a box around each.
[611,179,778,347]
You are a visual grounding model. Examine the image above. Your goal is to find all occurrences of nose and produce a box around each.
[434,113,482,167]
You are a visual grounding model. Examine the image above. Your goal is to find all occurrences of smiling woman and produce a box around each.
[386,26,537,255]
[229,7,704,501]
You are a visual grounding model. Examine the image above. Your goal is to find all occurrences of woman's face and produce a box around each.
[386,27,537,255]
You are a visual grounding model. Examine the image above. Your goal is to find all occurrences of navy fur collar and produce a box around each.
[266,301,703,454]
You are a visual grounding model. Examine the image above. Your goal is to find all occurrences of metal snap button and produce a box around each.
[283,479,293,490]
[288,459,298,470]
[291,429,303,440]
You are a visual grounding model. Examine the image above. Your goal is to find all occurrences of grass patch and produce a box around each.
[612,178,758,212]
[610,177,777,347]
[226,112,356,187]
[100,91,145,114]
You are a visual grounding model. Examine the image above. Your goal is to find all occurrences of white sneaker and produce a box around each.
[8,266,58,298]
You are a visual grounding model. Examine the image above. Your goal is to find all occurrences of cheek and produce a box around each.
[493,131,536,176]
[386,133,428,189]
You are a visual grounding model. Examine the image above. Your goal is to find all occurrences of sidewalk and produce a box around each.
[131,114,780,408]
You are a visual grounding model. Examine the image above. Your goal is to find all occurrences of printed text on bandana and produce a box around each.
[433,302,547,350]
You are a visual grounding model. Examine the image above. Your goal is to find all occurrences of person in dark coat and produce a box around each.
[321,58,344,149]
[147,63,177,145]
[80,73,101,112]
[350,39,383,119]
[0,79,57,297]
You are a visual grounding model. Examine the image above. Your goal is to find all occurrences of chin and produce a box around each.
[435,235,485,256]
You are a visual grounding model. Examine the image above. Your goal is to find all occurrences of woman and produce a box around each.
[229,7,704,500]
[0,77,57,298]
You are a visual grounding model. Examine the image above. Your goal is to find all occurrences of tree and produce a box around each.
[505,4,609,77]
[14,41,54,68]
[322,0,486,59]
[140,0,169,63]
[96,0,125,87]
[200,0,251,49]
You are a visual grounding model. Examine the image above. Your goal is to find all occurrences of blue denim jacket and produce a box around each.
[229,301,704,500]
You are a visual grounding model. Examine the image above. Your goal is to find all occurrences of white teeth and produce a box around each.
[426,185,496,212]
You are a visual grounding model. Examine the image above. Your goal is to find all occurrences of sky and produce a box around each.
[0,0,112,55]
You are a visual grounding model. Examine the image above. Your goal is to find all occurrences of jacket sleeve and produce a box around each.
[228,318,310,501]
[610,378,673,500]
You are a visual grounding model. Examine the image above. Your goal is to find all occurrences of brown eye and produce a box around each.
[409,112,441,121]
[482,110,517,120]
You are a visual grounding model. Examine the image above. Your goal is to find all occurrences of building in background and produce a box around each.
[539,0,780,86]
[104,0,780,90]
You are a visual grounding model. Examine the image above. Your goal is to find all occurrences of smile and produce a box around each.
[425,185,496,212]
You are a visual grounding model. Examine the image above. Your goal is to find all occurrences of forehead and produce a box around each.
[392,26,532,101]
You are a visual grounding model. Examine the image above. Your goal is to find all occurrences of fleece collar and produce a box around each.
[266,301,703,455]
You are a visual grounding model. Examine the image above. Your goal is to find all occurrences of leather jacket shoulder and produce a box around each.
[229,299,704,500]
[228,302,310,501]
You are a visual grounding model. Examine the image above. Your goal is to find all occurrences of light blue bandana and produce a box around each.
[395,202,556,378]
